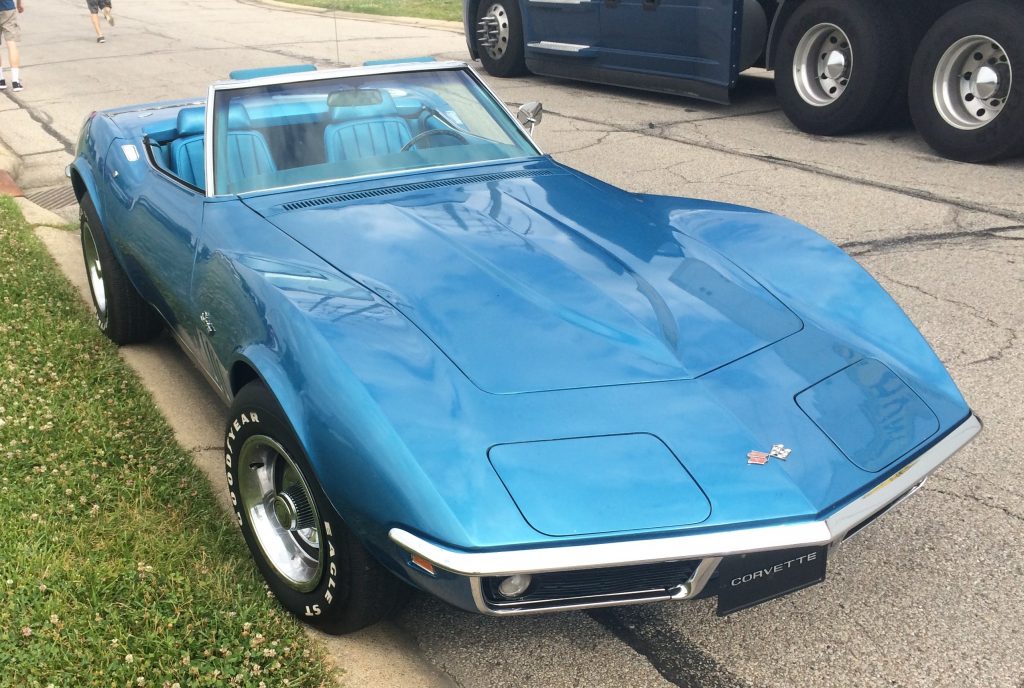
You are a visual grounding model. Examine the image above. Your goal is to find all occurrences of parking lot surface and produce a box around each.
[4,0,1022,686]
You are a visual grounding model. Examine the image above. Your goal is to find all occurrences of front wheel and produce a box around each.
[475,0,528,78]
[225,381,409,634]
[908,0,1024,162]
[775,0,907,135]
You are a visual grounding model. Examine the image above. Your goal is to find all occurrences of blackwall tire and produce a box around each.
[775,0,907,136]
[908,0,1024,163]
[79,194,163,345]
[225,381,409,635]
[475,0,529,78]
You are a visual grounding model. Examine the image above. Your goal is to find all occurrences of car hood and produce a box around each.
[250,167,802,394]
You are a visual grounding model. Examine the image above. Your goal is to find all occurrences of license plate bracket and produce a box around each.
[716,545,827,616]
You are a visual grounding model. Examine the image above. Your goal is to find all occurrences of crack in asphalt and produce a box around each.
[928,486,1024,524]
[0,92,76,156]
[840,225,1024,255]
[587,608,749,688]
[540,107,1024,227]
[871,269,1018,366]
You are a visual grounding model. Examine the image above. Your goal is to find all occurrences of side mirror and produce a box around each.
[516,101,543,134]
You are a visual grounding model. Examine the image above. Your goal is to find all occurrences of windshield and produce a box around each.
[210,67,538,195]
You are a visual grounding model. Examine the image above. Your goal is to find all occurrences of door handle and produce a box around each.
[642,0,659,8]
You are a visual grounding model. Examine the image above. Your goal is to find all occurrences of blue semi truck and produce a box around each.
[463,0,1024,162]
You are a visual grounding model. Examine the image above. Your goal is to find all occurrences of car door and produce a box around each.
[100,139,205,354]
[600,0,740,94]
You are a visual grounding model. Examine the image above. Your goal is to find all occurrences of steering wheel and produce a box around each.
[401,128,469,152]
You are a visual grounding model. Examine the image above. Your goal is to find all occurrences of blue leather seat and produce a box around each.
[323,90,412,163]
[169,105,276,190]
[170,107,206,188]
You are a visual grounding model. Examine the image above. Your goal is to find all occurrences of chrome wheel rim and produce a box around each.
[238,435,322,592]
[81,217,108,323]
[793,23,853,107]
[477,3,511,60]
[933,35,1011,130]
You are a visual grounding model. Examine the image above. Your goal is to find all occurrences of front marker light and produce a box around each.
[497,574,533,598]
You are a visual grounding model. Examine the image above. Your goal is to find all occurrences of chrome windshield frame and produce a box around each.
[203,61,543,198]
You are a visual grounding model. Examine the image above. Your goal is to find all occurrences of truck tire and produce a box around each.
[908,0,1024,163]
[775,0,906,135]
[475,0,528,78]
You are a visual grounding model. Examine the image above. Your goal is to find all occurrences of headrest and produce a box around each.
[329,89,399,122]
[176,105,252,137]
[227,104,251,129]
[176,107,206,137]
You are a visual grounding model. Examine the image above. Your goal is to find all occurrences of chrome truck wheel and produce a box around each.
[909,0,1024,162]
[932,36,1010,130]
[775,0,906,135]
[474,0,528,78]
[793,23,853,107]
[477,3,512,62]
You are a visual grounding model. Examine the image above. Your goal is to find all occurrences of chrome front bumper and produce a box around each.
[390,414,981,615]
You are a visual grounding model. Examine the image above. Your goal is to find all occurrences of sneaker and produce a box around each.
[97,35,105,43]
[12,81,22,92]
[104,11,114,25]
[0,79,6,90]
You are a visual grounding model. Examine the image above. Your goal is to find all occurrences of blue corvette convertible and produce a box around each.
[69,61,980,633]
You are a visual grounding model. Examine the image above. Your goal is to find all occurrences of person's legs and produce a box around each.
[0,9,21,88]
[102,0,113,26]
[86,0,104,41]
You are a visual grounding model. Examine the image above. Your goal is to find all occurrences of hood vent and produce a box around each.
[277,169,556,212]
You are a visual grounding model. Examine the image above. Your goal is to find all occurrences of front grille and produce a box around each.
[483,559,700,608]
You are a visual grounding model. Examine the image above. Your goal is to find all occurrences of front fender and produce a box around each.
[636,193,970,426]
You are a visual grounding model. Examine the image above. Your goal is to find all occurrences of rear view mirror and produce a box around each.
[328,89,384,108]
[516,101,543,134]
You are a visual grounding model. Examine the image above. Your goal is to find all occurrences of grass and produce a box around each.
[279,0,461,22]
[0,196,333,687]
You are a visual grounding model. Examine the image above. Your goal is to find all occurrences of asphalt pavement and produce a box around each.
[3,0,1023,686]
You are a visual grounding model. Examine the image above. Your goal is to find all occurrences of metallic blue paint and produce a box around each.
[71,66,973,615]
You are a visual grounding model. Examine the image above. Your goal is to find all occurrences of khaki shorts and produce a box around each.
[0,9,20,43]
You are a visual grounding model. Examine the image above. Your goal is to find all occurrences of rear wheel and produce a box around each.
[909,0,1024,162]
[225,381,409,634]
[775,0,907,135]
[475,0,528,78]
[79,193,163,344]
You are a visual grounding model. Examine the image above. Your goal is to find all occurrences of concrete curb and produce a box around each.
[0,138,24,194]
[237,0,464,34]
[30,215,456,688]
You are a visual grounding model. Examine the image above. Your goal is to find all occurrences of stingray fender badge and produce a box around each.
[747,444,792,465]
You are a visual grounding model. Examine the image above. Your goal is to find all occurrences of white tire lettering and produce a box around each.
[304,604,321,616]
[329,562,337,576]
[226,473,234,486]
[224,453,232,468]
[328,540,335,558]
[240,414,250,425]
[230,492,237,506]
[324,521,333,537]
[236,511,242,525]
[324,589,333,604]
[249,412,259,424]
[233,419,241,432]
